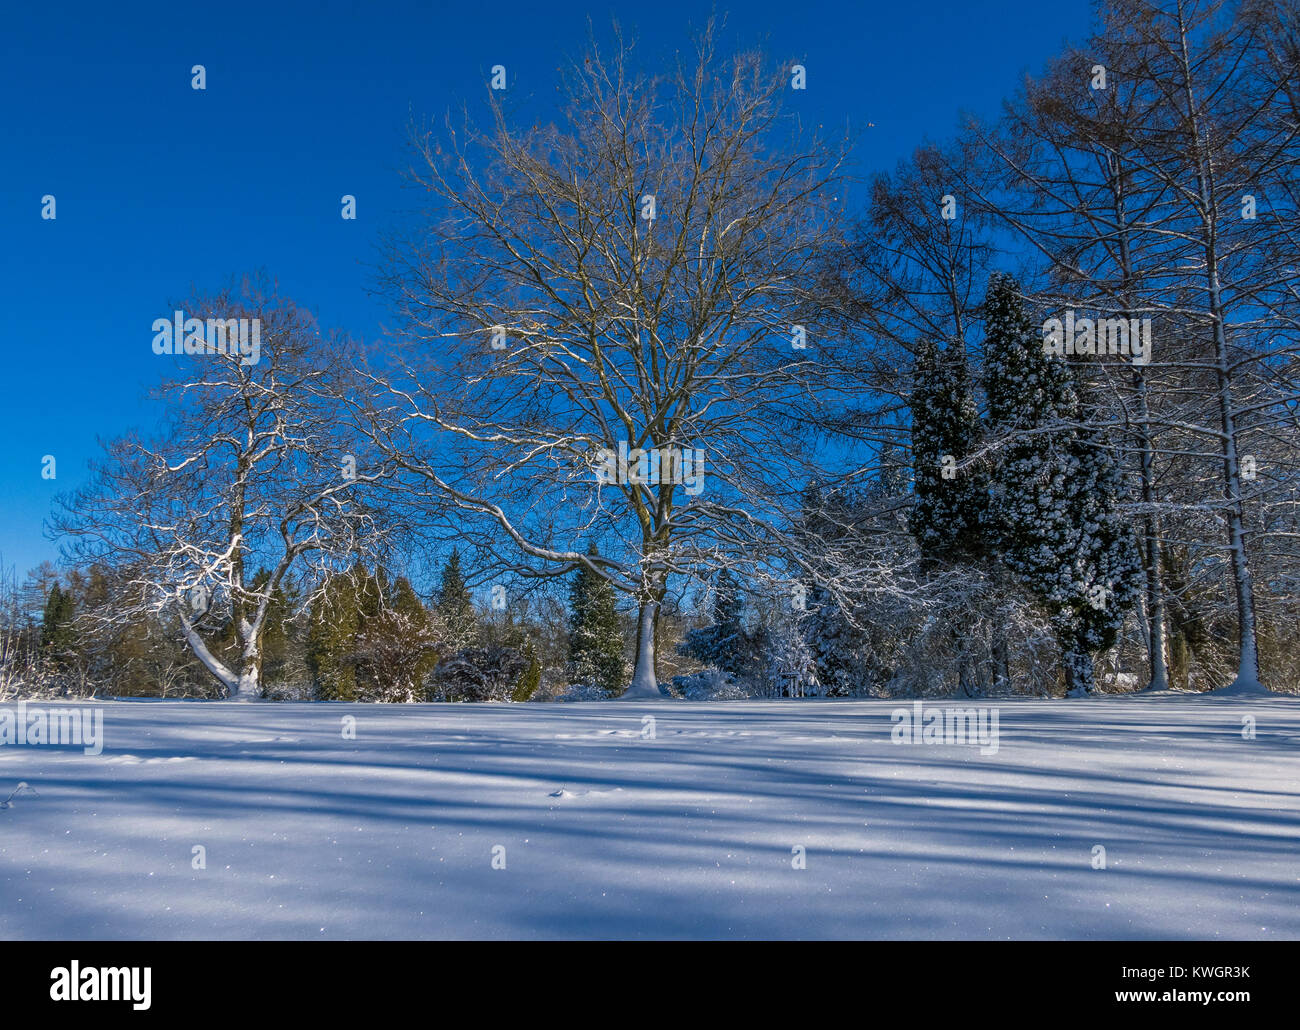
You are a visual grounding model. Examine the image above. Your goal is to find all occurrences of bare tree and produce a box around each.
[54,277,391,699]
[958,0,1300,692]
[363,23,857,696]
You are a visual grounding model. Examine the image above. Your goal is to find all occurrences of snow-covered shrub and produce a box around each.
[680,569,761,674]
[750,609,820,697]
[671,669,750,700]
[786,570,929,697]
[882,576,1061,697]
[551,681,614,702]
[425,645,528,702]
[1097,670,1140,693]
[0,639,99,701]
[261,681,315,702]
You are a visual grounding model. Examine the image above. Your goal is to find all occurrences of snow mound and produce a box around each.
[1208,676,1275,698]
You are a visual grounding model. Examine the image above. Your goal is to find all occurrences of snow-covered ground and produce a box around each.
[1,694,1296,939]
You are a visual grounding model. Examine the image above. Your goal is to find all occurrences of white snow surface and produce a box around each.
[1,694,1297,939]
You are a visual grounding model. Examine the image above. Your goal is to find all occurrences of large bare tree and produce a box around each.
[363,24,856,696]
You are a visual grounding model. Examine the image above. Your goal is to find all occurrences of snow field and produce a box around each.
[0,694,1296,939]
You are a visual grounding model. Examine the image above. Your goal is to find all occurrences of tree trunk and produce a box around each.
[620,599,663,699]
[178,609,239,695]
[1064,648,1095,697]
[991,631,1009,694]
[1202,227,1261,692]
[1174,19,1264,694]
[231,622,263,701]
[1110,157,1169,692]
[232,665,262,701]
[1135,382,1170,692]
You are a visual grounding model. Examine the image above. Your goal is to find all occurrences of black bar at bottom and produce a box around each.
[0,941,1287,1018]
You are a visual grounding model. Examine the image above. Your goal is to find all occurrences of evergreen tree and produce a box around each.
[982,272,1140,694]
[358,562,385,623]
[436,549,477,652]
[391,575,431,626]
[307,563,438,702]
[40,582,77,664]
[1061,394,1144,690]
[23,562,60,629]
[306,570,363,700]
[910,337,989,564]
[354,575,439,701]
[712,569,743,639]
[511,638,542,702]
[567,543,628,693]
[910,340,994,692]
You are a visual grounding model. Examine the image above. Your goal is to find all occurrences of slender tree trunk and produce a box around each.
[1204,265,1261,690]
[1110,157,1169,691]
[991,631,1009,693]
[1135,395,1170,691]
[1175,18,1263,692]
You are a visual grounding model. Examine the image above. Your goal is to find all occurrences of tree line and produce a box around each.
[4,0,1297,700]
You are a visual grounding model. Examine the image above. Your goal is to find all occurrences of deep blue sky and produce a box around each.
[0,0,1093,578]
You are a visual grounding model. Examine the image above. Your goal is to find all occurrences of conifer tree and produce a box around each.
[436,549,477,653]
[910,338,989,564]
[40,582,77,665]
[567,543,628,694]
[511,638,542,702]
[982,272,1140,694]
[354,574,439,701]
[391,575,429,624]
[306,570,363,700]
